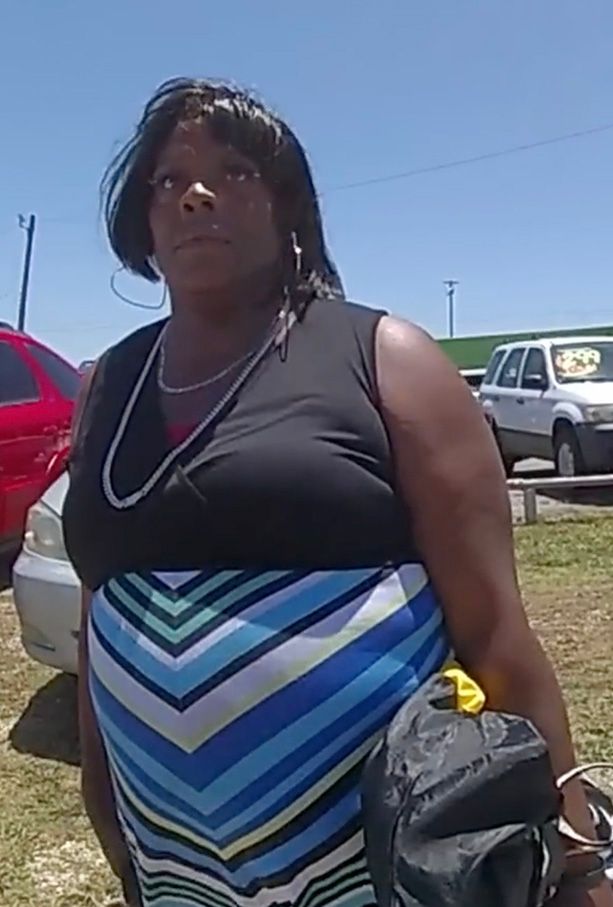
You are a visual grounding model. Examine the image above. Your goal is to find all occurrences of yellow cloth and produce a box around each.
[442,663,486,715]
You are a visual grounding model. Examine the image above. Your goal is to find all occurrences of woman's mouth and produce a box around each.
[174,232,231,252]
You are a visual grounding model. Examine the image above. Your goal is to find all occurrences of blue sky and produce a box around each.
[1,0,613,364]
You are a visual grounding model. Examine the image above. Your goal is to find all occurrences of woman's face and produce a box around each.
[148,121,280,297]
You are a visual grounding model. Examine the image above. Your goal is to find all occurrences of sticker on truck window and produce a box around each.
[554,346,601,379]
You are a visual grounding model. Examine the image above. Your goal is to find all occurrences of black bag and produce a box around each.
[362,674,566,907]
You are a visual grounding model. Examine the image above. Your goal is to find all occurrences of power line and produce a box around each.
[2,120,612,244]
[324,121,613,194]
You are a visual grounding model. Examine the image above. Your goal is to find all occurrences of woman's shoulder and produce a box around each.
[71,320,165,440]
[310,295,387,320]
[304,298,390,396]
[102,319,166,366]
[306,297,389,341]
[89,319,165,388]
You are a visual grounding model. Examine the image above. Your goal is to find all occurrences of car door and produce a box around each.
[479,348,506,424]
[22,340,77,479]
[516,347,553,459]
[490,347,527,457]
[0,341,51,544]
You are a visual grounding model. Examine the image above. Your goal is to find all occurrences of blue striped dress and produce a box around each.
[89,563,449,907]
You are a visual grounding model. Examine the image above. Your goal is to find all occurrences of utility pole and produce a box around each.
[17,214,36,332]
[444,279,459,339]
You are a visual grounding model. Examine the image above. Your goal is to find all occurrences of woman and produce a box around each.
[64,79,611,907]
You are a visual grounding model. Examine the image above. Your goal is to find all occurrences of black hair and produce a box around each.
[102,78,344,311]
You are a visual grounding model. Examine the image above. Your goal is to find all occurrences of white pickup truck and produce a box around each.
[479,336,613,476]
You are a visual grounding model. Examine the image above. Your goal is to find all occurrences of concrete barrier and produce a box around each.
[507,474,613,523]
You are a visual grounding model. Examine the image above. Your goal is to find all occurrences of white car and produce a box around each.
[12,472,80,674]
[480,336,613,476]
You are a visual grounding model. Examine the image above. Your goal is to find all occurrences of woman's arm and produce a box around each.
[78,588,131,879]
[79,590,142,904]
[376,317,612,907]
[71,368,140,902]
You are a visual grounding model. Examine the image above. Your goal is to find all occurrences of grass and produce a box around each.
[0,519,612,906]
[0,587,120,907]
[515,517,613,763]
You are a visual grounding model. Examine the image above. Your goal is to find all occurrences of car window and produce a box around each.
[551,341,613,383]
[25,343,80,401]
[0,341,40,405]
[461,371,485,390]
[520,348,547,388]
[483,349,505,385]
[497,348,525,388]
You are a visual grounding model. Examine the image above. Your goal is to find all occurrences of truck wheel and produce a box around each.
[553,425,585,477]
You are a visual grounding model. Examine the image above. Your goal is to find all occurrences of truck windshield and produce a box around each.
[552,341,613,383]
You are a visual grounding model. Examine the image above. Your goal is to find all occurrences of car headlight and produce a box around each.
[23,501,68,561]
[584,405,613,424]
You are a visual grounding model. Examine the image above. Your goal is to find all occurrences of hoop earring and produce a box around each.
[279,238,300,362]
[110,267,168,311]
[291,232,302,277]
[281,232,303,311]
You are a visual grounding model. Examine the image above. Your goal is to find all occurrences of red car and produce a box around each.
[0,326,79,552]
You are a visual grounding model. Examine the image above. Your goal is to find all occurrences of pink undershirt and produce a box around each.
[167,423,198,447]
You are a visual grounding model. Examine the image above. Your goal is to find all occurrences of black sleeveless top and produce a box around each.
[63,299,418,590]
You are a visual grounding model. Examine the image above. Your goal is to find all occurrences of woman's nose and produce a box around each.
[181,181,216,214]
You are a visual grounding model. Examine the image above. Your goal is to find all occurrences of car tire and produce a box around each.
[492,424,516,477]
[553,425,585,478]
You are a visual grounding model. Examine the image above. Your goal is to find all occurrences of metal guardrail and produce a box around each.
[508,474,613,523]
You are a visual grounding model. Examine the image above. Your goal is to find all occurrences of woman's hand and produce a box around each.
[549,880,613,907]
[589,881,613,907]
[584,880,613,907]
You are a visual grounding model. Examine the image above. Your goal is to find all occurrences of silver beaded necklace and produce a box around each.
[101,308,293,510]
[157,342,252,394]
[156,314,279,395]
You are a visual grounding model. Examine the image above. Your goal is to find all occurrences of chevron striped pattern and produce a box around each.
[89,564,449,907]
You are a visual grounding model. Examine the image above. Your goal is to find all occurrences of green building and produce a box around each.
[439,324,613,371]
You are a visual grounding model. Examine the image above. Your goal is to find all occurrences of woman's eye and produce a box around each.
[152,173,177,192]
[225,163,260,182]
